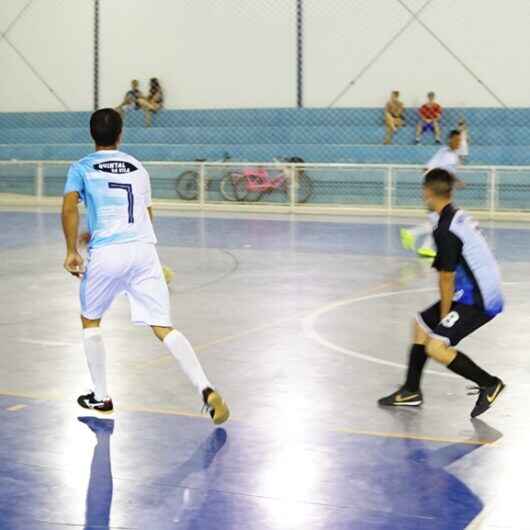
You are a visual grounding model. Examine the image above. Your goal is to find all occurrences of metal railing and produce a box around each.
[1,160,530,218]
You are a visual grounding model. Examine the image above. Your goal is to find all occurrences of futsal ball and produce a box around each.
[162,265,174,285]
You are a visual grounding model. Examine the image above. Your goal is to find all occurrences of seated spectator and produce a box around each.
[416,92,442,144]
[116,80,143,116]
[137,77,164,127]
[384,91,404,144]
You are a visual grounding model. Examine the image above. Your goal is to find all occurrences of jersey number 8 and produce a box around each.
[441,311,460,328]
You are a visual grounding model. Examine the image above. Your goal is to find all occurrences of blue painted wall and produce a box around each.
[0,108,528,165]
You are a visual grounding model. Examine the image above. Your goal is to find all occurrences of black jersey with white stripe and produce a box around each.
[432,204,504,317]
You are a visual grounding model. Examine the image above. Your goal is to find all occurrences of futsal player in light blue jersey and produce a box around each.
[62,108,229,424]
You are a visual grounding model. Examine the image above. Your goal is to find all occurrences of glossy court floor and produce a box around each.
[1,206,529,530]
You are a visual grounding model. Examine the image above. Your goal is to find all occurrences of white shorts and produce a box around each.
[80,242,172,327]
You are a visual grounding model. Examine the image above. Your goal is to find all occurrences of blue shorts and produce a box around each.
[422,122,435,133]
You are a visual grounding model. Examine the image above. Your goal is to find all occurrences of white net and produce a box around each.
[2,0,530,209]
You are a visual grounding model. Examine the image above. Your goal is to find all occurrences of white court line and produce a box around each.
[302,282,530,378]
[6,404,27,412]
[303,281,530,376]
[302,286,460,378]
[17,338,78,348]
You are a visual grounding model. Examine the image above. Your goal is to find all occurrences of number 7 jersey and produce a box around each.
[64,150,157,249]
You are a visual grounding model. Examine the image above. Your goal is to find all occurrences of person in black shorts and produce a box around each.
[378,168,505,418]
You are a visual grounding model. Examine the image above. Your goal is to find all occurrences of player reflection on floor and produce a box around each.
[77,418,228,530]
[78,417,114,530]
[76,416,499,529]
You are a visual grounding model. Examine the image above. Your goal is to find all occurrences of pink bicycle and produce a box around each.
[219,157,313,203]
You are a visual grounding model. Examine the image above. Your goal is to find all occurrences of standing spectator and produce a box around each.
[116,80,143,116]
[416,92,443,144]
[138,78,164,127]
[401,129,462,258]
[384,91,405,144]
[457,119,469,162]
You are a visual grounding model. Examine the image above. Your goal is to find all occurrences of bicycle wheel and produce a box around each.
[236,176,263,202]
[243,188,263,202]
[176,170,199,200]
[220,172,245,201]
[234,175,252,201]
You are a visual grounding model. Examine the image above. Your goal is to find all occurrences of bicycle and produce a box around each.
[175,154,231,200]
[219,157,313,204]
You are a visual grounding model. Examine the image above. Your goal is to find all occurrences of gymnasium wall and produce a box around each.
[0,0,528,112]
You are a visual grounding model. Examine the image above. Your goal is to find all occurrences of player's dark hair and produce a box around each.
[448,129,461,139]
[423,168,455,198]
[90,108,123,147]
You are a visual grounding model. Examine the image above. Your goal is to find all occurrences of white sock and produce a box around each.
[163,329,211,396]
[83,328,108,401]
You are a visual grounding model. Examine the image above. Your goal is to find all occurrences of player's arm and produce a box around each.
[147,206,153,222]
[61,191,84,277]
[432,230,462,320]
[438,271,455,319]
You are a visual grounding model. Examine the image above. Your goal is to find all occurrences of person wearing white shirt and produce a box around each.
[457,120,469,162]
[401,130,462,257]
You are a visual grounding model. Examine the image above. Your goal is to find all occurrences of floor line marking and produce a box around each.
[17,338,78,347]
[139,311,313,367]
[0,391,497,446]
[6,404,27,412]
[5,282,523,443]
[303,281,527,378]
[336,427,494,446]
[302,286,459,378]
[118,404,205,420]
[0,390,63,401]
[138,280,526,370]
[139,281,397,368]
